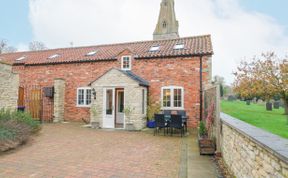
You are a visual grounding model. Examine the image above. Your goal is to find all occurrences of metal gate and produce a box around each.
[18,85,54,122]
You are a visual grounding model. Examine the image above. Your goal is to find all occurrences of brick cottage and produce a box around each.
[0,0,213,129]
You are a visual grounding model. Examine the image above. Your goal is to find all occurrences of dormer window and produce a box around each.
[48,54,60,59]
[149,45,160,52]
[121,56,131,71]
[86,51,97,56]
[174,43,185,50]
[16,56,26,61]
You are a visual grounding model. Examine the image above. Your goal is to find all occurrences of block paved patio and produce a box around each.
[0,123,218,178]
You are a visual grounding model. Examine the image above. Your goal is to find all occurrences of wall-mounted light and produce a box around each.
[92,88,96,100]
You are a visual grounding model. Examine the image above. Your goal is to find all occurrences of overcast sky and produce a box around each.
[1,0,288,84]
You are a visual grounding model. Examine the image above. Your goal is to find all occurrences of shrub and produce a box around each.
[199,121,207,137]
[0,109,41,152]
[147,97,161,121]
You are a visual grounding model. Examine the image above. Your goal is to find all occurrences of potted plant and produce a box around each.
[146,98,161,128]
[198,102,216,155]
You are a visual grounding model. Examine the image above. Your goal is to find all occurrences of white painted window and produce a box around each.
[161,86,184,109]
[121,56,131,70]
[77,87,92,107]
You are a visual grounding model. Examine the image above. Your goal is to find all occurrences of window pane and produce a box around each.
[118,91,124,113]
[122,57,130,69]
[163,89,171,107]
[106,90,113,115]
[86,89,92,105]
[78,89,84,105]
[173,89,182,107]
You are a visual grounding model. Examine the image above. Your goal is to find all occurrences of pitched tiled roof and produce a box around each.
[89,68,149,87]
[0,35,213,66]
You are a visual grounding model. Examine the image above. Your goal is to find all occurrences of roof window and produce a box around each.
[173,43,185,50]
[16,56,26,61]
[86,51,97,56]
[149,45,160,52]
[48,54,60,59]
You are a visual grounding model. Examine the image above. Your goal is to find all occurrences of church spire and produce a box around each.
[153,0,179,40]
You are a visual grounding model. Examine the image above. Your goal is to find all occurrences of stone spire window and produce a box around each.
[162,21,167,28]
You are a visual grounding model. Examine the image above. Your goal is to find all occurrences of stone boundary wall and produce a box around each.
[220,113,288,178]
[0,62,19,110]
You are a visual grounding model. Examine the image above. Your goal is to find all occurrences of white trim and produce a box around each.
[161,86,184,110]
[76,87,92,107]
[121,55,132,71]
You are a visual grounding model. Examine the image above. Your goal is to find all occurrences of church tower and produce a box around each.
[153,0,179,40]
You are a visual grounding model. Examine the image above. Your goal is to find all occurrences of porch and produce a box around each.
[89,68,149,130]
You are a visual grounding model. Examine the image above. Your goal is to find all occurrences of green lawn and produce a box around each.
[221,100,288,139]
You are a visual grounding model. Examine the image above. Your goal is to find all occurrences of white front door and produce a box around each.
[116,90,124,124]
[103,88,115,128]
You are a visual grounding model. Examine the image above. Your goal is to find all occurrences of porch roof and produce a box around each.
[89,68,149,87]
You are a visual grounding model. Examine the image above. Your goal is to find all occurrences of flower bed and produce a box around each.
[0,109,41,152]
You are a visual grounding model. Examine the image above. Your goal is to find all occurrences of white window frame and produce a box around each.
[161,86,184,110]
[121,56,132,71]
[76,87,92,107]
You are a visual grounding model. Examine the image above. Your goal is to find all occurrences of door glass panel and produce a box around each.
[106,89,113,115]
[118,91,124,113]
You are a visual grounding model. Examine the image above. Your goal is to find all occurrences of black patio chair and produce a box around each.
[163,110,172,122]
[154,114,167,136]
[170,114,185,137]
[177,110,188,133]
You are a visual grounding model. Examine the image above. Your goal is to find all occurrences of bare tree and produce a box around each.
[0,39,8,54]
[0,39,17,54]
[29,41,47,51]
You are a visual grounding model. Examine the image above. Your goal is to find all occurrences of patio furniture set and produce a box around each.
[153,110,188,137]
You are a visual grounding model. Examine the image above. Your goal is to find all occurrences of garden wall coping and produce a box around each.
[220,113,288,164]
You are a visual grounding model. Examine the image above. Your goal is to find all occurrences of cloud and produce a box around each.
[29,0,288,84]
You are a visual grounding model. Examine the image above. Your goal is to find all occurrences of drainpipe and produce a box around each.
[199,55,203,121]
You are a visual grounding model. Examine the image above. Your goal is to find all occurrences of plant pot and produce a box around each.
[198,134,215,155]
[17,106,25,112]
[147,120,156,128]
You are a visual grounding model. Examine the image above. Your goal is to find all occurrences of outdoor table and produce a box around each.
[164,114,187,134]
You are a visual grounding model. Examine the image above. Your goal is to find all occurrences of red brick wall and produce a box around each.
[13,55,211,127]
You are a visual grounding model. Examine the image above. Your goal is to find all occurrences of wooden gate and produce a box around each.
[18,85,54,122]
[29,89,42,119]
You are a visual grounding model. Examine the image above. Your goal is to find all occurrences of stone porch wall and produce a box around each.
[220,113,288,178]
[0,62,19,110]
[91,69,147,130]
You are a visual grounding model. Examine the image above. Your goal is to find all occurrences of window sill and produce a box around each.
[161,107,184,111]
[121,68,131,71]
[76,105,91,108]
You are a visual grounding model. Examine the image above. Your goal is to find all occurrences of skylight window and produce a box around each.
[48,54,60,59]
[174,44,185,50]
[149,45,160,52]
[86,51,97,56]
[16,56,26,61]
